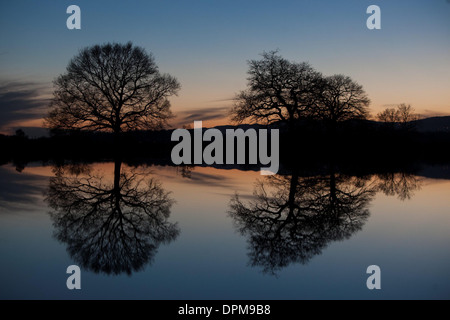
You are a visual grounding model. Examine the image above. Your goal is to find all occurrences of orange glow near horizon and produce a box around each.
[2,97,450,136]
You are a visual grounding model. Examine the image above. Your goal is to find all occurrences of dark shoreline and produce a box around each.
[2,120,450,177]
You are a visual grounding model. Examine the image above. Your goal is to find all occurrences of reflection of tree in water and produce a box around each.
[229,170,377,275]
[176,165,195,179]
[45,160,179,275]
[376,172,421,200]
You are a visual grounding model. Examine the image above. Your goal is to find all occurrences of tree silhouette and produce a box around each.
[45,160,179,275]
[315,74,370,130]
[230,51,323,130]
[377,104,419,131]
[229,169,376,275]
[45,42,180,136]
[15,129,26,138]
[377,107,398,123]
[376,172,422,200]
[396,104,419,124]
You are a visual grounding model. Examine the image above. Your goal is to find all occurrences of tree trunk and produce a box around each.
[114,159,122,190]
[287,171,299,220]
[329,163,338,218]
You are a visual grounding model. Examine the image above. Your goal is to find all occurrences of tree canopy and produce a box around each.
[315,74,370,125]
[231,51,323,127]
[45,42,180,135]
[231,51,371,128]
[45,160,178,275]
[377,104,419,123]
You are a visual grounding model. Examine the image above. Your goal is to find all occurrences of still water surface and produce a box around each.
[0,161,449,299]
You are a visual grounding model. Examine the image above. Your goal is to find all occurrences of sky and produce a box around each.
[0,0,449,136]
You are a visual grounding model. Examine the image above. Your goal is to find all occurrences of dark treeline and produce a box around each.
[0,129,173,166]
[2,119,450,174]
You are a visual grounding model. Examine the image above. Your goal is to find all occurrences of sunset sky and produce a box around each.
[1,0,449,136]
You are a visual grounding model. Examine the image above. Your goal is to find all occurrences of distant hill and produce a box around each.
[213,117,450,133]
[208,123,271,132]
[7,116,450,139]
[415,116,450,133]
[18,127,50,138]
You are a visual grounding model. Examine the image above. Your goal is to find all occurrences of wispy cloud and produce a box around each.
[173,105,232,127]
[0,80,51,134]
[183,171,240,190]
[421,109,450,118]
[207,97,236,103]
[0,165,48,212]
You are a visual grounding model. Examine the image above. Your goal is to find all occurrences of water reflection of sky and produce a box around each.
[0,163,449,299]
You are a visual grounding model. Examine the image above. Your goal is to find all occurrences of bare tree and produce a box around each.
[229,170,375,275]
[315,74,371,129]
[230,51,323,129]
[397,104,419,128]
[377,108,398,123]
[45,42,180,136]
[45,160,179,275]
[377,104,419,130]
[376,172,422,201]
